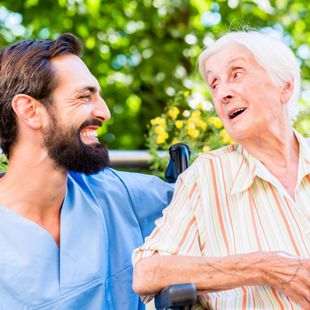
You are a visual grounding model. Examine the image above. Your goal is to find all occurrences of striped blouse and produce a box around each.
[133,132,310,309]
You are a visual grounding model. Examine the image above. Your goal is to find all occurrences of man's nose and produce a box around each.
[92,97,111,122]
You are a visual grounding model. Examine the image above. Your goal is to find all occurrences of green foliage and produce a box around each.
[147,89,233,176]
[294,109,310,136]
[0,0,309,158]
[0,155,7,172]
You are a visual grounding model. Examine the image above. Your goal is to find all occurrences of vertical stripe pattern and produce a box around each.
[133,133,310,309]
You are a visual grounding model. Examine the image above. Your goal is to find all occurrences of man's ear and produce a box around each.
[280,78,294,104]
[11,94,46,129]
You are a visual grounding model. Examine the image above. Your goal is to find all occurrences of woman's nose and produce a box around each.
[217,83,235,104]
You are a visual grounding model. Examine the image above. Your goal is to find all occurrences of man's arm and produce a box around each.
[133,252,310,309]
[112,170,174,238]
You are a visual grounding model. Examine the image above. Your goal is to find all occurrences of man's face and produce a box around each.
[204,44,286,142]
[43,54,111,174]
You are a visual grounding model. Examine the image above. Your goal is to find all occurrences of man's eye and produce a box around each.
[79,95,91,100]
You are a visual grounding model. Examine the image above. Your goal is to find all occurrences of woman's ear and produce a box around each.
[280,78,294,104]
[11,94,46,129]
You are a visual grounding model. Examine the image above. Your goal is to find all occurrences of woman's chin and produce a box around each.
[228,129,252,143]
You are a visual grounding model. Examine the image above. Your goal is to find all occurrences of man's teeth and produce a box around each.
[81,130,97,137]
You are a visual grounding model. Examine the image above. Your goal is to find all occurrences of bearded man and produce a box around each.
[0,33,173,309]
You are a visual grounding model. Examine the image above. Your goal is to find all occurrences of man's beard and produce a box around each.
[43,114,110,175]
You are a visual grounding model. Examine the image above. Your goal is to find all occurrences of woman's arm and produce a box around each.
[133,252,262,294]
[133,252,310,309]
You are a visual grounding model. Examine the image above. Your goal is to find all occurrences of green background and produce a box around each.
[0,0,309,173]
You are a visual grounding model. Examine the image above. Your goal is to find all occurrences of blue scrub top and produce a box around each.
[0,168,173,309]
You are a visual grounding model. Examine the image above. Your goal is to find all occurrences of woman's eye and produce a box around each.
[233,71,242,79]
[210,81,218,90]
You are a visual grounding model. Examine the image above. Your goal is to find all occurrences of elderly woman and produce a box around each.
[132,31,310,309]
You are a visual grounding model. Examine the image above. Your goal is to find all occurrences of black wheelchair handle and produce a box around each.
[154,283,197,310]
[165,143,191,183]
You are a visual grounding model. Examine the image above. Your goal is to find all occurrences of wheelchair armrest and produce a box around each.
[154,283,197,310]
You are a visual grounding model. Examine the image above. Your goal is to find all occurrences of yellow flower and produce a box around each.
[154,125,166,135]
[168,107,180,120]
[187,127,200,138]
[220,129,234,144]
[224,136,234,144]
[196,119,207,130]
[151,117,166,126]
[202,145,210,153]
[208,116,223,129]
[183,90,190,97]
[191,110,201,119]
[175,120,183,129]
[224,137,234,144]
[197,102,204,110]
[187,119,196,129]
[156,132,169,144]
[172,138,180,144]
[220,129,228,138]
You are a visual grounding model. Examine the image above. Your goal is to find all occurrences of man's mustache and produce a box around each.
[79,119,102,131]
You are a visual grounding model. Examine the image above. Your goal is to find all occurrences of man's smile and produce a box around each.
[80,127,99,144]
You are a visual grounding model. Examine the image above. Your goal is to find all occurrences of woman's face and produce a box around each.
[204,43,290,143]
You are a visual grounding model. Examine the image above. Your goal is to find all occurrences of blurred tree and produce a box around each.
[0,0,309,154]
[0,154,7,172]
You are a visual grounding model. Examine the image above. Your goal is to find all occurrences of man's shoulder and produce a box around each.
[108,169,174,200]
[68,168,173,196]
[68,167,138,184]
[94,168,170,188]
[68,168,173,234]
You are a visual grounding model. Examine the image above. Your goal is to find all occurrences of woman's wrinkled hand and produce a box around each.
[261,252,310,309]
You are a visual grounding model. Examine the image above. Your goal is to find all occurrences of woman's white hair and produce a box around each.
[198,31,300,120]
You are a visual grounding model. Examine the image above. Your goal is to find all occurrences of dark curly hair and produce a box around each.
[0,33,83,157]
